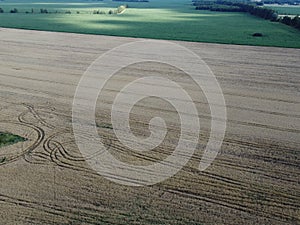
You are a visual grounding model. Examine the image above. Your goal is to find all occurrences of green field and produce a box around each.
[266,5,300,15]
[0,0,300,47]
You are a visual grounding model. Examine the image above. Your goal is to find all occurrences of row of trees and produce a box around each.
[0,5,127,15]
[262,0,300,5]
[237,3,278,20]
[281,15,300,29]
[194,1,277,16]
[0,8,76,14]
[0,8,52,14]
[93,9,115,14]
[0,8,18,13]
[93,4,127,14]
[193,0,300,30]
[112,0,148,2]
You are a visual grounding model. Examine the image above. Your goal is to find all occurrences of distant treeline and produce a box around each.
[263,0,300,5]
[0,8,74,14]
[112,0,148,2]
[193,0,300,30]
[0,4,128,15]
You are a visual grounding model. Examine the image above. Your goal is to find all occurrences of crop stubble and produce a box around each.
[0,28,299,224]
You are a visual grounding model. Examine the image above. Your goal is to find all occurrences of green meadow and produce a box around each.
[0,0,300,47]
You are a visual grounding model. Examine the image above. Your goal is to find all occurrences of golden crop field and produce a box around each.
[0,28,299,224]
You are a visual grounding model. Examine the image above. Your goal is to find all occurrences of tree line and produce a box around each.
[0,4,128,15]
[0,8,18,13]
[193,0,300,30]
[262,0,299,5]
[0,8,70,14]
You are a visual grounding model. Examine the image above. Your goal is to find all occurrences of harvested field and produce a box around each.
[0,28,299,224]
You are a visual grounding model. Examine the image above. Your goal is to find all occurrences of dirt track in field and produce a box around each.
[0,28,299,225]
